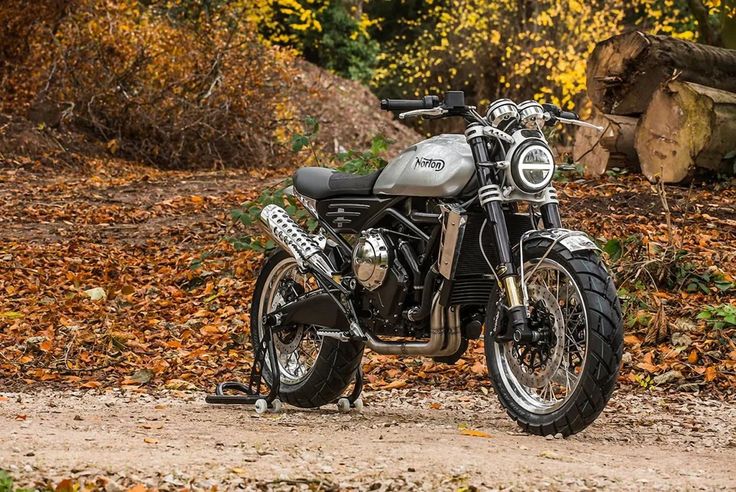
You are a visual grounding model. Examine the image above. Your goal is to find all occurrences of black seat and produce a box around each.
[292,167,382,200]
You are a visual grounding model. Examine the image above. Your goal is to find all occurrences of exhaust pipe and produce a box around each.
[365,292,461,356]
[259,204,338,283]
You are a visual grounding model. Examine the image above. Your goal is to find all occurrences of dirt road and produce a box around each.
[1,388,734,491]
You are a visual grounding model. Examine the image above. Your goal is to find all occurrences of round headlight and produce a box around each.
[510,140,555,193]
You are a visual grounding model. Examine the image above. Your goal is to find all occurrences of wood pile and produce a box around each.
[576,31,736,183]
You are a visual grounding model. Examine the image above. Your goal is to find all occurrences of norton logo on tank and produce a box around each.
[413,156,445,171]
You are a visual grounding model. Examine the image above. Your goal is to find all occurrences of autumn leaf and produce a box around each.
[143,437,159,444]
[459,428,492,438]
[165,379,197,390]
[383,379,407,390]
[0,311,24,319]
[55,479,78,492]
[705,366,718,382]
[84,287,107,301]
[688,350,698,364]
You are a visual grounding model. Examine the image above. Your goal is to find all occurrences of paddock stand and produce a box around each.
[205,325,364,414]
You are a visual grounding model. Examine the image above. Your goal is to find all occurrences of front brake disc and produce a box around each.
[505,284,565,388]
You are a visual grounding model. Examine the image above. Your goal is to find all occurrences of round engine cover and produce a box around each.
[352,230,390,291]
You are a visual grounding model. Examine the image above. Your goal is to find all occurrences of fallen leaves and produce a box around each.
[0,164,733,395]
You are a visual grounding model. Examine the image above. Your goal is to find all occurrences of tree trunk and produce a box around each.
[573,111,638,176]
[586,31,736,115]
[635,81,736,184]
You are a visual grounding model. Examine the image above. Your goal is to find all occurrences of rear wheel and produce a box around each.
[251,250,364,408]
[485,239,623,436]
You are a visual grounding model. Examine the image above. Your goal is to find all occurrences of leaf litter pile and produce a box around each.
[0,159,734,396]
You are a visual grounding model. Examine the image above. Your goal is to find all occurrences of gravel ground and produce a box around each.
[1,388,735,491]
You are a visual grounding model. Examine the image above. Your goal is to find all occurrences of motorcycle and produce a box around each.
[247,91,623,436]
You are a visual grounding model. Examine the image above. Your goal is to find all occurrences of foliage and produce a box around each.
[370,0,736,113]
[698,304,736,330]
[242,0,378,81]
[0,470,34,492]
[1,0,301,168]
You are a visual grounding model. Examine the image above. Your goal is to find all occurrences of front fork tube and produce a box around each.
[541,202,562,229]
[468,131,535,342]
[484,199,534,342]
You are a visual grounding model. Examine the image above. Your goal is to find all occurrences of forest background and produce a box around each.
[0,0,735,397]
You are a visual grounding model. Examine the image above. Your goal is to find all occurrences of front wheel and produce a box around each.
[485,239,623,436]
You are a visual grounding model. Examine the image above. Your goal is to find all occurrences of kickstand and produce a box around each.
[205,324,283,414]
[336,367,365,412]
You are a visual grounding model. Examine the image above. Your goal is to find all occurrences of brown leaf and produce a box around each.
[55,479,75,492]
[143,437,159,444]
[383,379,407,390]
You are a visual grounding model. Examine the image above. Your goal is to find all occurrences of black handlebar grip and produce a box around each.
[559,110,579,120]
[380,95,439,111]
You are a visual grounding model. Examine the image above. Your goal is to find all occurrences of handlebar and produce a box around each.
[380,95,440,111]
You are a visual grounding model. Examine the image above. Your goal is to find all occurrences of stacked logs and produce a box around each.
[574,31,736,183]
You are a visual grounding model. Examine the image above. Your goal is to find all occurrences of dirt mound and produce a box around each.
[296,60,420,154]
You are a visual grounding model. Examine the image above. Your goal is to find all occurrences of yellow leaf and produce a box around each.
[0,311,24,319]
[705,366,718,382]
[143,437,159,444]
[460,428,492,438]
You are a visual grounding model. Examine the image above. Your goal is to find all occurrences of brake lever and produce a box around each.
[557,116,604,132]
[543,112,604,132]
[398,107,448,120]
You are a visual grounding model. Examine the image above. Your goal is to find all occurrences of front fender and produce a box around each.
[521,228,600,254]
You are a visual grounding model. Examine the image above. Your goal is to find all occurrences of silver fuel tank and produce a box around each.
[373,134,475,197]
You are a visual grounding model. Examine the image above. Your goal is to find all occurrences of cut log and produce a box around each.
[573,111,638,177]
[587,31,736,115]
[635,81,736,184]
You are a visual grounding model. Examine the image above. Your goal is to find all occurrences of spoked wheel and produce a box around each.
[257,258,322,385]
[486,239,623,436]
[251,250,364,408]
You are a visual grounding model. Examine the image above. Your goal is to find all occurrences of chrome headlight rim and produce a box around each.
[509,139,555,193]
